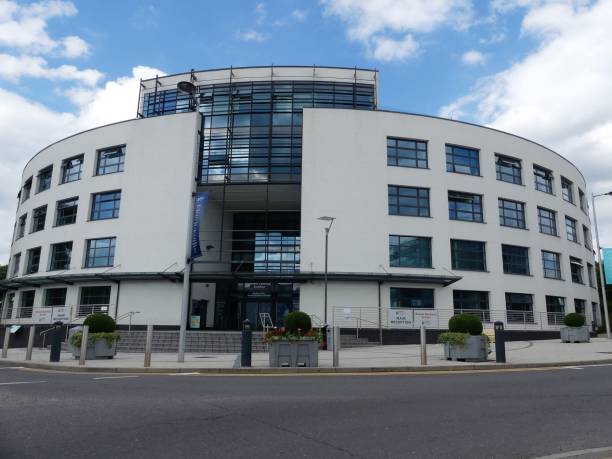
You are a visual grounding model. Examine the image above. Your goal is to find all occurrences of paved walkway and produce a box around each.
[3,338,612,372]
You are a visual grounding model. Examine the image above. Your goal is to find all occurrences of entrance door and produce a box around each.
[245,302,272,330]
[189,299,208,330]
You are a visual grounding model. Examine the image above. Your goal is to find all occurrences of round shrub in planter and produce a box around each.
[564,312,585,328]
[448,313,483,336]
[284,311,312,334]
[84,313,116,333]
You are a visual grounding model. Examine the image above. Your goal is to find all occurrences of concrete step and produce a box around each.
[340,335,379,348]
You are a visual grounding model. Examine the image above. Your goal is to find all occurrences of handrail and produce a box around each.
[117,311,140,333]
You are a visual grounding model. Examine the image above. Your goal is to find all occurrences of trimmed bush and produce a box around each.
[448,313,483,336]
[564,312,585,328]
[284,311,312,334]
[83,313,116,333]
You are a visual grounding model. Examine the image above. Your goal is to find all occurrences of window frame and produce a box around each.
[25,246,41,275]
[36,165,53,193]
[55,197,78,226]
[498,198,527,229]
[386,137,428,169]
[561,176,574,204]
[542,250,562,279]
[450,239,487,271]
[453,290,490,322]
[537,206,558,236]
[445,144,480,176]
[565,216,579,243]
[389,235,432,268]
[495,154,522,185]
[533,164,554,194]
[21,177,33,203]
[49,241,73,271]
[84,237,116,268]
[60,154,84,184]
[95,144,126,176]
[570,256,584,284]
[501,244,530,275]
[505,292,534,323]
[44,287,67,307]
[30,205,47,233]
[546,296,566,325]
[90,190,121,221]
[388,185,430,217]
[390,287,434,309]
[16,213,27,240]
[448,190,483,223]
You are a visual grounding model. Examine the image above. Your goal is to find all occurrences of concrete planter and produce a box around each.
[560,326,590,343]
[68,327,118,359]
[444,335,488,362]
[268,340,319,367]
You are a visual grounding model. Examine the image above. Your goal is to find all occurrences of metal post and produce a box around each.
[241,319,252,367]
[25,325,35,361]
[78,325,89,366]
[1,326,9,358]
[494,321,506,363]
[49,322,62,363]
[420,324,427,366]
[378,281,383,345]
[332,326,340,367]
[592,194,611,338]
[324,227,329,324]
[144,324,153,368]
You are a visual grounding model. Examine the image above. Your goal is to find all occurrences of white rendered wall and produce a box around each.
[300,109,599,325]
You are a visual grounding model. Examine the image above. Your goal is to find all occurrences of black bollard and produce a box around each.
[49,321,63,362]
[241,319,252,367]
[494,321,506,363]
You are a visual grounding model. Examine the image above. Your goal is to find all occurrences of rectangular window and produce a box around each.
[502,244,530,275]
[44,288,67,306]
[570,257,584,284]
[25,247,41,274]
[505,292,534,323]
[387,137,428,169]
[390,287,434,309]
[388,186,430,217]
[534,165,554,194]
[453,290,490,322]
[542,250,562,279]
[21,177,32,203]
[578,189,587,212]
[91,191,121,220]
[56,197,78,226]
[574,298,586,315]
[96,145,126,175]
[18,290,35,318]
[49,241,72,271]
[546,296,565,325]
[561,177,574,204]
[37,165,52,193]
[498,198,526,229]
[583,225,592,250]
[31,205,47,233]
[85,237,116,268]
[565,216,578,243]
[389,235,432,268]
[16,214,27,239]
[587,263,595,288]
[78,286,112,316]
[446,144,480,175]
[448,191,483,222]
[61,154,84,183]
[538,207,558,236]
[11,253,21,278]
[496,155,522,184]
[451,239,486,271]
[3,293,15,319]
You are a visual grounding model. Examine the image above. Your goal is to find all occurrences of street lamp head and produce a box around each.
[317,216,335,221]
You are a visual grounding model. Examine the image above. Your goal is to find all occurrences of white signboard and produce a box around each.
[414,310,439,328]
[31,307,71,324]
[52,307,71,323]
[343,308,352,320]
[388,309,414,328]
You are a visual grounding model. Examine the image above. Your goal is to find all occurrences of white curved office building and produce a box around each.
[0,66,601,340]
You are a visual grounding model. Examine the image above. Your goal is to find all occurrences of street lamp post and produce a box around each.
[318,216,335,324]
[592,191,612,339]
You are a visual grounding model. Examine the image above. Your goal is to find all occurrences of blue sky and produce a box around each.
[1,0,612,263]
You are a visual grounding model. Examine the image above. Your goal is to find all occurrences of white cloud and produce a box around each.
[440,0,612,247]
[322,0,473,61]
[0,0,89,57]
[461,49,486,65]
[0,66,163,263]
[0,54,102,85]
[235,29,270,42]
[255,2,267,25]
[291,9,307,21]
[371,35,419,61]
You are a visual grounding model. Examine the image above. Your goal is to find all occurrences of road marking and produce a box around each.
[532,445,612,458]
[562,366,584,370]
[169,372,200,376]
[0,367,25,370]
[92,376,139,380]
[0,381,47,385]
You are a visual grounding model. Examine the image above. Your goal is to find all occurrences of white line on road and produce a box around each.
[532,445,612,458]
[0,381,47,386]
[0,367,25,370]
[92,376,140,380]
[169,372,200,376]
[562,366,584,370]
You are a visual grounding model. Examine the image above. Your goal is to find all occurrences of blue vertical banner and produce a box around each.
[603,248,612,285]
[191,192,209,259]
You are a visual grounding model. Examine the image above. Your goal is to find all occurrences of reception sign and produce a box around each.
[388,309,439,328]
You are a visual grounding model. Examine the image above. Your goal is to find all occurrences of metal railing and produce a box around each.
[1,304,113,325]
[331,306,592,333]
[117,311,140,332]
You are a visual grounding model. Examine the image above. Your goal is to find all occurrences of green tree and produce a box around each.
[0,264,6,280]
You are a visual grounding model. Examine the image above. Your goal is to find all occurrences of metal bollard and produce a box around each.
[420,324,428,366]
[25,325,36,361]
[2,326,10,358]
[494,321,506,363]
[332,326,340,367]
[241,319,252,367]
[49,322,63,363]
[78,325,89,366]
[144,324,153,368]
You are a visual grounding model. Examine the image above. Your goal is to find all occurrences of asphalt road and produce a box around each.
[1,365,612,459]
